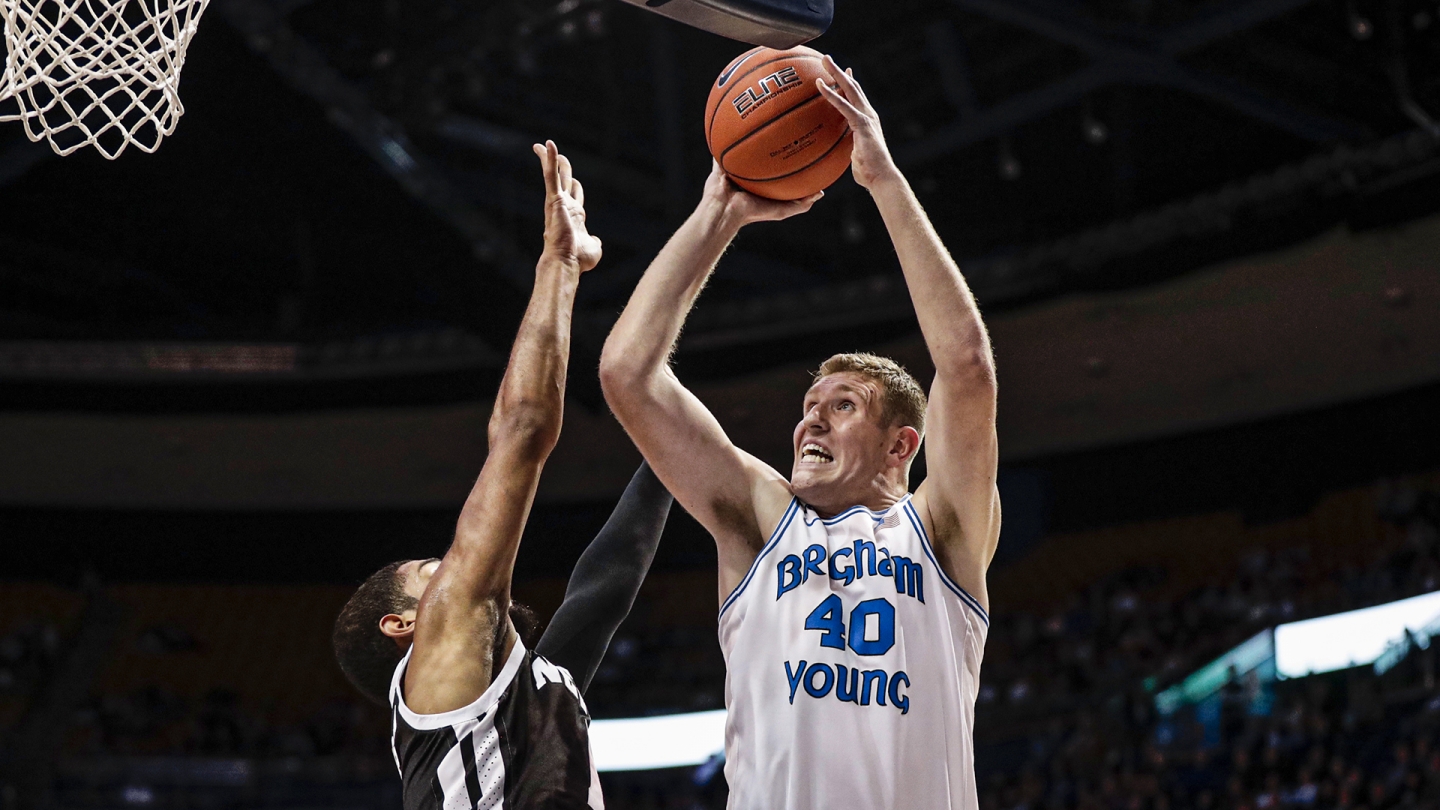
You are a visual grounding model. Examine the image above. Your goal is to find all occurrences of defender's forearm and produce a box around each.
[869,171,994,381]
[435,255,581,608]
[489,256,583,454]
[602,201,739,382]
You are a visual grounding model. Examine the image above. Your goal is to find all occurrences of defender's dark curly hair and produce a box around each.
[333,560,415,705]
[333,560,544,705]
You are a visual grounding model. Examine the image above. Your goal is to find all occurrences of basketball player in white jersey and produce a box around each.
[599,56,999,809]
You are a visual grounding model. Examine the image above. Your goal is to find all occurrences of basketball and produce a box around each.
[705,46,854,201]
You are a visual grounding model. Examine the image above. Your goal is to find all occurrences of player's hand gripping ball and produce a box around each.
[705,46,854,201]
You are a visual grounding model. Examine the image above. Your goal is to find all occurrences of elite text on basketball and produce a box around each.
[732,66,803,118]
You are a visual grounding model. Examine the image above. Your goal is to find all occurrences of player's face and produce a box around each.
[399,558,442,604]
[791,373,896,508]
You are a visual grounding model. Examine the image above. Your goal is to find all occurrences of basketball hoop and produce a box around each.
[0,0,211,159]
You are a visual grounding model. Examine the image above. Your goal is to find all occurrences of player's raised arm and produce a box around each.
[402,141,600,715]
[599,168,820,598]
[816,57,1001,609]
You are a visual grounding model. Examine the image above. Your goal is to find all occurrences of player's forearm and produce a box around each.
[489,255,583,457]
[600,200,739,389]
[869,170,995,384]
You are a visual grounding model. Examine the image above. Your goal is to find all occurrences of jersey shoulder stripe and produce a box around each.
[718,497,801,620]
[903,501,989,625]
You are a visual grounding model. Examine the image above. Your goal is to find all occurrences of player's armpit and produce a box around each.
[402,593,511,715]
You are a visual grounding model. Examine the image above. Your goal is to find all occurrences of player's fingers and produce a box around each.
[764,190,823,220]
[557,151,574,197]
[815,79,862,123]
[843,74,871,113]
[710,159,732,188]
[822,55,862,106]
[845,67,874,109]
[535,143,556,196]
[571,177,585,212]
[795,190,824,212]
[544,141,562,197]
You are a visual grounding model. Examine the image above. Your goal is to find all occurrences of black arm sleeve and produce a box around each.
[536,461,673,695]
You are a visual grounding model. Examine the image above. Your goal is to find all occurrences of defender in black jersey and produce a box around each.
[332,142,671,810]
[384,463,670,810]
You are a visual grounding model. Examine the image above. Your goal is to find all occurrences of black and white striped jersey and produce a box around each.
[389,639,604,810]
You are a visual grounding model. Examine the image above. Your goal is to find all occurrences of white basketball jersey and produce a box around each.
[718,493,988,810]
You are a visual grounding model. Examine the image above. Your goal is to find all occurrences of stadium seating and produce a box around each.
[8,472,1439,809]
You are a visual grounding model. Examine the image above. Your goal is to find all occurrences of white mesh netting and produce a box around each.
[0,0,211,159]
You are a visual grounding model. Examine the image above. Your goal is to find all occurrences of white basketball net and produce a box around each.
[0,0,211,159]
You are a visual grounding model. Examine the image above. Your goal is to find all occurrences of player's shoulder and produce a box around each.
[755,473,797,527]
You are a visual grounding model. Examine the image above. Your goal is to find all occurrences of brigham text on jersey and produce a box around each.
[776,539,925,603]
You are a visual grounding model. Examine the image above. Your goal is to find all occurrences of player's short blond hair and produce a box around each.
[814,353,927,438]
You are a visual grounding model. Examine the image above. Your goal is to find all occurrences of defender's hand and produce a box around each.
[702,160,823,228]
[816,56,899,191]
[535,140,602,272]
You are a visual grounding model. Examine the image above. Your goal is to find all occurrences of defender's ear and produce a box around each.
[889,425,922,467]
[379,612,416,649]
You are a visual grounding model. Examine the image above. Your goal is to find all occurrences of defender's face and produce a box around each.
[399,558,441,604]
[791,373,895,507]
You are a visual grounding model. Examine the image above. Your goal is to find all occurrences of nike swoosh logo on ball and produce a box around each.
[717,51,759,88]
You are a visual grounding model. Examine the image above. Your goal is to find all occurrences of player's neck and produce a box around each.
[803,478,909,519]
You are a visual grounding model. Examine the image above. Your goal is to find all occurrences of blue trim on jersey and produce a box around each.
[802,495,912,527]
[904,503,990,626]
[719,498,802,621]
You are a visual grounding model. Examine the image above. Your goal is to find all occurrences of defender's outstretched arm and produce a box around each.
[405,142,601,715]
[599,171,819,599]
[818,59,1001,609]
[537,462,672,694]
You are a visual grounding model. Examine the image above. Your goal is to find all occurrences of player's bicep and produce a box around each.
[919,372,1001,568]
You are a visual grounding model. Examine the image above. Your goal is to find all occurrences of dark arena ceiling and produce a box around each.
[2,0,1439,411]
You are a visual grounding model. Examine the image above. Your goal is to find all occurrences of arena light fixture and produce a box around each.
[1157,589,1440,714]
[1154,629,1274,716]
[588,709,726,772]
[1274,590,1440,679]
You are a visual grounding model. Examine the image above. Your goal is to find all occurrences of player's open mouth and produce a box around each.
[800,443,834,464]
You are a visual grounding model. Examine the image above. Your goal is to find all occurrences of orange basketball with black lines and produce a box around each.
[705,46,853,201]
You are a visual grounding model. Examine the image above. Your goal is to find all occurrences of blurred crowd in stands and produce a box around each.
[1,478,1437,809]
[67,685,386,761]
[0,620,61,700]
[967,478,1440,810]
